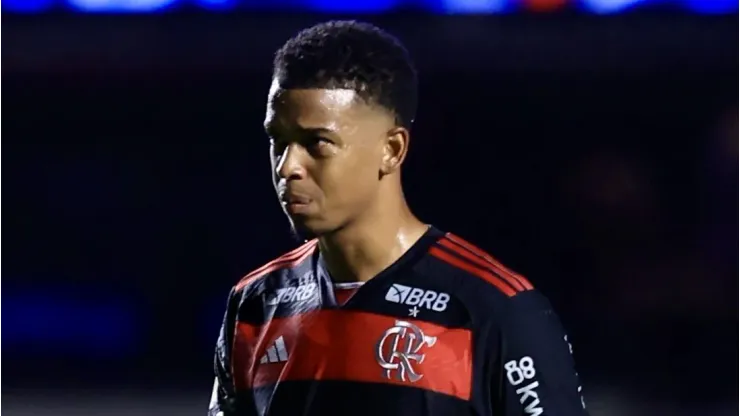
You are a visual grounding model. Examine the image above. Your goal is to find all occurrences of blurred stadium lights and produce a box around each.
[67,0,179,12]
[195,0,239,11]
[428,0,510,13]
[308,0,401,12]
[519,0,569,12]
[3,0,56,12]
[2,289,141,356]
[577,0,645,14]
[1,0,737,13]
[682,0,738,13]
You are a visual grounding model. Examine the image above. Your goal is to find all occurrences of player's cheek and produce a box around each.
[324,158,374,206]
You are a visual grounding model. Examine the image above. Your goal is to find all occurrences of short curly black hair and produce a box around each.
[273,20,418,129]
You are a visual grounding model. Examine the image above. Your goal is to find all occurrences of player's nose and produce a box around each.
[275,143,307,181]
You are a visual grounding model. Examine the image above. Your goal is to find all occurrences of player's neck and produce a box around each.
[318,196,426,283]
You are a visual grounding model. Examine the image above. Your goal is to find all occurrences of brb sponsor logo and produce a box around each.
[266,282,317,305]
[385,284,450,312]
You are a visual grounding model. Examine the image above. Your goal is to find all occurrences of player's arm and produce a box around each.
[209,287,242,416]
[492,291,588,416]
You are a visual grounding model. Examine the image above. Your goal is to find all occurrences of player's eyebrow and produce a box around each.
[297,126,338,136]
[265,124,339,138]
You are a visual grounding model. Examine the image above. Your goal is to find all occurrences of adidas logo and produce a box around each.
[259,336,289,364]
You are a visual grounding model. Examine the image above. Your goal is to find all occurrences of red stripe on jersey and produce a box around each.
[437,238,526,292]
[445,233,534,290]
[234,240,318,292]
[428,246,517,297]
[232,310,473,401]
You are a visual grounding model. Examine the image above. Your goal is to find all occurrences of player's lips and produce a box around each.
[280,192,312,214]
[280,193,311,204]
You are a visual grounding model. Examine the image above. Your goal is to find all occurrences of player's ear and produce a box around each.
[380,127,410,176]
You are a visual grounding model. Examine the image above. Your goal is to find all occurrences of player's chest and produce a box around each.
[232,278,475,401]
[258,272,469,325]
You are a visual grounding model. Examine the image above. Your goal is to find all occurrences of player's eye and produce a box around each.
[303,136,334,156]
[305,135,331,145]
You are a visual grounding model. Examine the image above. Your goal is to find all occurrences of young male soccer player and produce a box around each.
[209,20,589,416]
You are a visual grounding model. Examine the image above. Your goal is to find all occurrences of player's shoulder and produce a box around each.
[425,230,536,301]
[231,239,318,295]
[423,230,559,328]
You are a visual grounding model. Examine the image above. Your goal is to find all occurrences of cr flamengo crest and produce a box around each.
[375,320,437,382]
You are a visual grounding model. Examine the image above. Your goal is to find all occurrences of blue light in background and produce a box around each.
[684,0,737,13]
[67,0,179,12]
[0,0,736,17]
[425,0,510,13]
[2,288,140,356]
[304,0,400,12]
[577,0,645,14]
[2,0,56,12]
[195,0,239,11]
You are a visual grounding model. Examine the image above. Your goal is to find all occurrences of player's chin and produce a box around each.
[288,213,337,240]
[286,213,326,240]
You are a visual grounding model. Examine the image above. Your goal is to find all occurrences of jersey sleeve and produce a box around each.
[492,291,588,416]
[209,287,241,416]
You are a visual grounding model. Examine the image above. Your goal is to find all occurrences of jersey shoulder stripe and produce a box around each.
[442,233,534,290]
[234,239,318,292]
[429,245,517,297]
[428,235,533,297]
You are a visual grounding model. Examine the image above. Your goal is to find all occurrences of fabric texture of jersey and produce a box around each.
[209,226,589,416]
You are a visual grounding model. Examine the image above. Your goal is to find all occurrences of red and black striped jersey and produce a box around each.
[209,226,588,416]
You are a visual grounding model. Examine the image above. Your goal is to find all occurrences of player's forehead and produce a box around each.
[264,82,360,132]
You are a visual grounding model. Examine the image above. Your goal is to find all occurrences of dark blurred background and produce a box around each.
[2,1,738,414]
